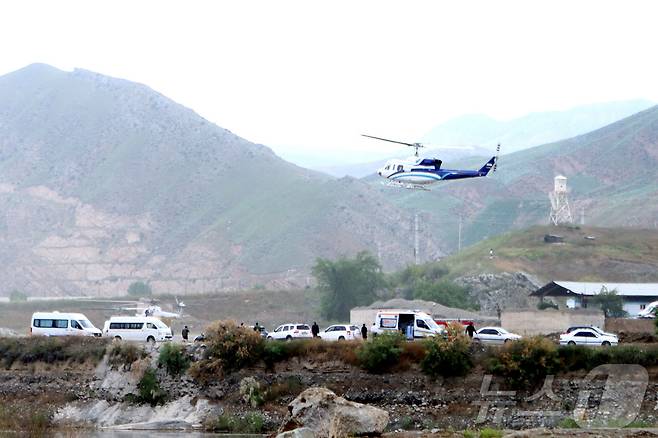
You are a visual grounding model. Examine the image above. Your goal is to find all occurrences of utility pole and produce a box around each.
[414,212,420,265]
[458,214,463,252]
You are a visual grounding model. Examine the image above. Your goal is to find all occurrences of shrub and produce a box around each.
[421,333,472,378]
[190,321,263,380]
[107,342,147,371]
[356,331,404,373]
[537,300,558,310]
[208,412,265,433]
[158,342,190,376]
[239,377,264,407]
[137,368,166,406]
[127,281,152,297]
[479,429,503,438]
[487,337,560,388]
[0,337,108,368]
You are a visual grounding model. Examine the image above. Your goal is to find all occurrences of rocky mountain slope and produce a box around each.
[0,64,439,297]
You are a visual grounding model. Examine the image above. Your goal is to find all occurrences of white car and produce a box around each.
[319,324,360,341]
[267,323,312,341]
[473,327,522,344]
[560,328,618,346]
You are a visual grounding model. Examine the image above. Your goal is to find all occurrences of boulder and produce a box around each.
[276,427,316,438]
[280,387,388,438]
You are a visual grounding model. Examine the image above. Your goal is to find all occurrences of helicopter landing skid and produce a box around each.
[382,181,430,191]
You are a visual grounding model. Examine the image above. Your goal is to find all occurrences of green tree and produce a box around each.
[312,251,386,320]
[590,288,626,317]
[412,279,479,310]
[128,281,152,297]
[9,289,28,302]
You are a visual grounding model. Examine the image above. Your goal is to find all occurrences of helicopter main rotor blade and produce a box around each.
[361,134,417,147]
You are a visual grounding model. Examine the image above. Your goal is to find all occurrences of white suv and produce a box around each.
[267,323,312,341]
[319,324,360,341]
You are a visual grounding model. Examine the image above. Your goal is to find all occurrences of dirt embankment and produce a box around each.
[4,352,658,435]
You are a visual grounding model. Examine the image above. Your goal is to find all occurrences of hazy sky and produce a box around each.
[2,0,658,165]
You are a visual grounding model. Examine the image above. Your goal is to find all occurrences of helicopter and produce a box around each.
[362,134,500,190]
[85,297,185,319]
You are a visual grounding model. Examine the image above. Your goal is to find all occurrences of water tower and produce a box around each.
[549,175,573,225]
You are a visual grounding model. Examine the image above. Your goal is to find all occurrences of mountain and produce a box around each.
[375,105,658,256]
[0,64,440,297]
[421,100,654,154]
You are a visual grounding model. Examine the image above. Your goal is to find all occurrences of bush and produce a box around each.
[356,332,404,373]
[137,368,166,406]
[0,337,108,368]
[127,281,152,297]
[239,377,264,407]
[158,342,190,376]
[107,342,147,371]
[208,412,265,433]
[189,321,263,380]
[413,279,479,310]
[537,300,558,310]
[421,332,472,378]
[487,337,560,388]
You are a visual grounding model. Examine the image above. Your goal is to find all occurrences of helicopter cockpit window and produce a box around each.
[385,165,390,170]
[397,165,403,171]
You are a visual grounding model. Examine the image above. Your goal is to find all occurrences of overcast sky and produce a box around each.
[2,0,658,165]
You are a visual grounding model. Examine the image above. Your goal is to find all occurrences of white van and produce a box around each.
[371,310,444,339]
[30,312,102,337]
[103,316,173,343]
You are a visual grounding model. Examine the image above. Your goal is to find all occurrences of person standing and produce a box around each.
[311,321,320,338]
[181,325,189,342]
[361,323,368,340]
[465,322,476,338]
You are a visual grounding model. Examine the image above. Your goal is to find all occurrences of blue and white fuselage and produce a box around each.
[377,155,497,186]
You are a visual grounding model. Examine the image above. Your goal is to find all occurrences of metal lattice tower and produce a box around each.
[549,175,573,225]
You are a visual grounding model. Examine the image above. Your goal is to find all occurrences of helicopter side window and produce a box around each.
[385,165,390,170]
[397,165,403,171]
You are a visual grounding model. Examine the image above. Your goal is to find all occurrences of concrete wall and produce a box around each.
[501,308,604,335]
[605,318,655,334]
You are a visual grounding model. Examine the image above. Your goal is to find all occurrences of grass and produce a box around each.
[207,412,265,434]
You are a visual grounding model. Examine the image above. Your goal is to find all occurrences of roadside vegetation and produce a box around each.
[0,336,107,369]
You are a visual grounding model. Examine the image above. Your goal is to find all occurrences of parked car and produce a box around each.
[249,325,269,338]
[267,323,312,341]
[371,310,444,339]
[565,325,616,337]
[560,328,618,346]
[103,316,173,343]
[473,327,522,344]
[30,312,102,337]
[319,324,360,341]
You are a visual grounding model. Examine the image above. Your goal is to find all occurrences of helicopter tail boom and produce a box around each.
[478,156,497,176]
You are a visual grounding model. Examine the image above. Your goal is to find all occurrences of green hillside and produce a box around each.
[430,225,658,283]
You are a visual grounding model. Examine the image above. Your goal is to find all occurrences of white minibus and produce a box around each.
[103,316,173,343]
[30,312,102,337]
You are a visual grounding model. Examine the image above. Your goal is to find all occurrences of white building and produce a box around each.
[531,281,658,317]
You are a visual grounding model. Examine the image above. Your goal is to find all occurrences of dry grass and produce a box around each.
[0,337,108,369]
